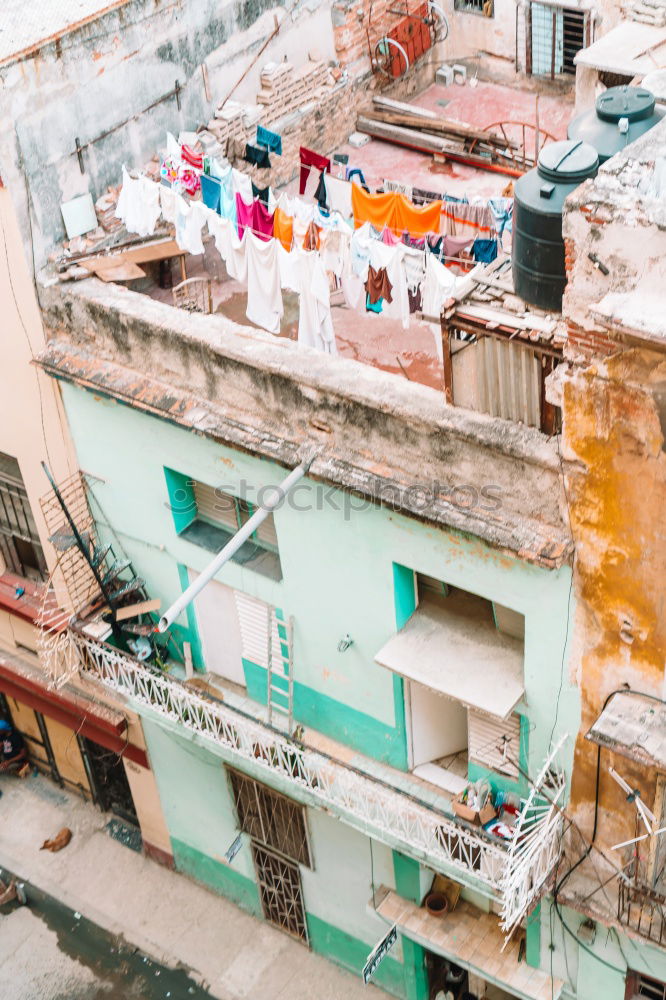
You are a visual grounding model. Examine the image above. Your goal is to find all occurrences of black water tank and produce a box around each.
[568,86,664,163]
[513,140,598,313]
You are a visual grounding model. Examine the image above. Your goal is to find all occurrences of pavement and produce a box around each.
[0,774,385,1000]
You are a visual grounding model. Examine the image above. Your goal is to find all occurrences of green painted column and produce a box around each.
[392,851,429,1000]
[526,902,541,968]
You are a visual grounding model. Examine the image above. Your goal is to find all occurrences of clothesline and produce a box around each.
[115,140,486,362]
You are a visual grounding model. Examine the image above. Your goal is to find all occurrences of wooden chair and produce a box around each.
[171,276,213,314]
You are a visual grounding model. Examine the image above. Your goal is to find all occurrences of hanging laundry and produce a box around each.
[232,169,253,202]
[174,195,207,255]
[273,205,294,251]
[422,254,458,362]
[368,240,410,329]
[319,227,350,279]
[252,183,271,209]
[159,185,177,225]
[206,213,247,281]
[292,199,316,249]
[314,171,328,210]
[472,238,499,263]
[351,186,442,240]
[412,185,468,206]
[303,220,321,252]
[256,125,282,156]
[181,144,203,170]
[441,201,494,238]
[207,162,237,223]
[383,179,413,200]
[201,173,222,213]
[235,194,274,241]
[488,197,513,242]
[299,147,331,196]
[381,226,400,246]
[116,170,161,237]
[280,248,336,355]
[393,193,442,239]
[324,176,353,219]
[351,186,395,232]
[245,144,271,169]
[365,266,393,307]
[443,234,475,259]
[245,232,283,334]
[345,167,370,192]
[403,246,426,314]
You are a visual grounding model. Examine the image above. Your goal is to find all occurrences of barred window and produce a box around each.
[0,452,46,581]
[228,769,311,867]
[454,0,494,16]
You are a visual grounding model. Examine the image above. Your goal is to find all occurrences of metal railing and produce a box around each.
[618,874,666,947]
[64,630,564,923]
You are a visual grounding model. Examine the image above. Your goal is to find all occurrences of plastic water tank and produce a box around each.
[568,86,664,163]
[513,140,599,313]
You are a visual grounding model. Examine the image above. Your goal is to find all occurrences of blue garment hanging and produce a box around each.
[471,238,499,264]
[256,125,282,155]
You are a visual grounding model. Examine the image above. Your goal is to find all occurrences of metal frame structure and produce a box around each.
[65,629,565,931]
[500,736,567,936]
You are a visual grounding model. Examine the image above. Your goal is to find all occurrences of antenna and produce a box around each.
[608,766,656,838]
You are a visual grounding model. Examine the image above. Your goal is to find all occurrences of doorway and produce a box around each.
[188,571,246,685]
[79,736,138,826]
[252,843,308,941]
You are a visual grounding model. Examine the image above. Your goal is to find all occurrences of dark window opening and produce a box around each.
[0,451,47,581]
[454,0,494,14]
[562,7,585,73]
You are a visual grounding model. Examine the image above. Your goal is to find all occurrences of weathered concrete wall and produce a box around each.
[38,277,572,566]
[561,347,666,850]
[560,121,666,852]
[563,118,666,358]
[0,0,334,268]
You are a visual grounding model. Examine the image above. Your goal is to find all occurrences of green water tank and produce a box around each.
[568,86,664,163]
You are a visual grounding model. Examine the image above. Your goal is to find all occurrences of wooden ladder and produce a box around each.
[266,608,293,732]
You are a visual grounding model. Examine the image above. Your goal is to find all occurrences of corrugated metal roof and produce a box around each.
[0,0,130,65]
[586,691,666,769]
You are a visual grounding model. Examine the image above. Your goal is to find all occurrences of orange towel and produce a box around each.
[393,193,442,238]
[351,185,396,231]
[351,185,443,239]
[273,206,294,251]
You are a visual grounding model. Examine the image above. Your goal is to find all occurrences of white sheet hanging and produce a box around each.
[422,254,458,362]
[245,233,283,334]
[280,247,336,354]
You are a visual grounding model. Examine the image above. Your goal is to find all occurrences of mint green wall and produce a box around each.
[539,898,666,1000]
[142,714,408,996]
[61,384,577,783]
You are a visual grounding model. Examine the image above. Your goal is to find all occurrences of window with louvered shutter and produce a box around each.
[193,481,239,532]
[233,591,285,669]
[193,481,278,550]
[468,710,521,779]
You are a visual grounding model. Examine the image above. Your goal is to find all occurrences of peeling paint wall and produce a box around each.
[561,122,666,854]
[0,0,335,268]
[562,347,666,849]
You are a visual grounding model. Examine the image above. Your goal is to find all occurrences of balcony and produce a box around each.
[62,629,564,939]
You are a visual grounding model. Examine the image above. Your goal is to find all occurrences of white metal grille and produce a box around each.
[66,629,566,930]
[468,710,521,779]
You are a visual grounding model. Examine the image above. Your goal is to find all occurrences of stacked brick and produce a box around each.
[257,61,333,120]
[332,0,401,69]
[620,0,666,25]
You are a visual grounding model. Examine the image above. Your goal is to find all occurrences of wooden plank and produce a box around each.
[86,262,146,281]
[365,107,518,149]
[114,598,161,622]
[43,715,92,796]
[373,95,438,119]
[441,325,453,404]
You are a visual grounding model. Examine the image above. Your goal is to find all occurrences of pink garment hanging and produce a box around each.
[236,194,274,241]
[381,226,400,246]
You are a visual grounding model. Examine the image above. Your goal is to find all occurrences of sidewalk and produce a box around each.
[0,774,384,1000]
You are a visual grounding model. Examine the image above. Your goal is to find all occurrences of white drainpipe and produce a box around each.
[157,455,315,633]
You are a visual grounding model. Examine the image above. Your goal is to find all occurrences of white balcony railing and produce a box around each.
[65,630,564,934]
